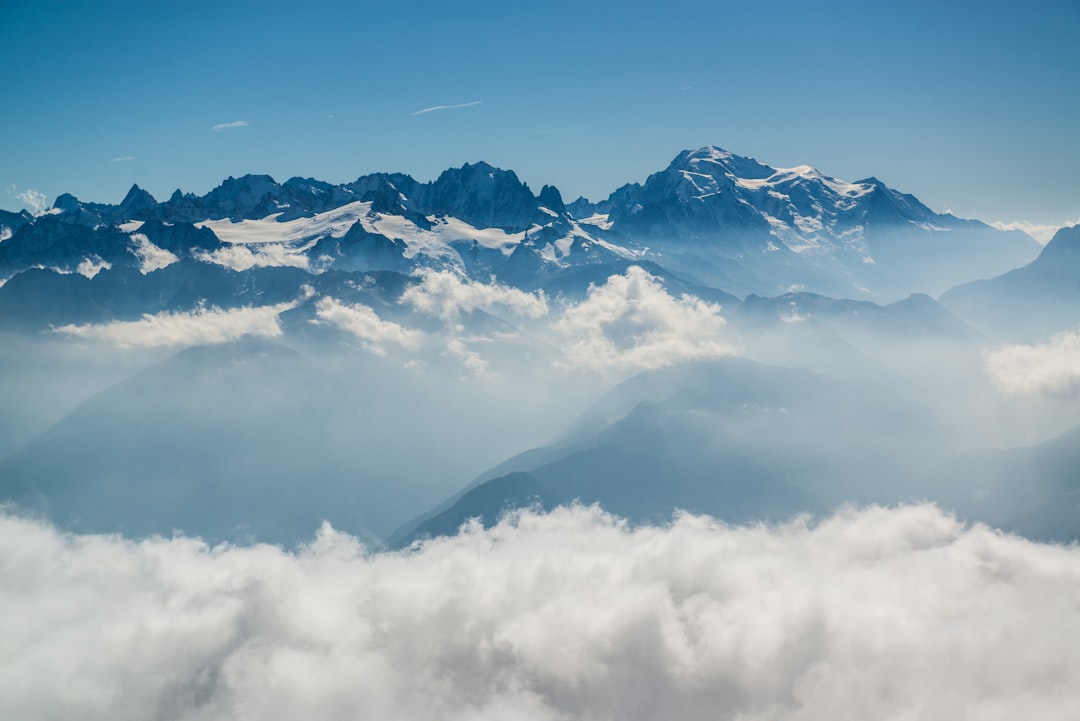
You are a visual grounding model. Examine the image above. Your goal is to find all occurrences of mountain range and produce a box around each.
[1,145,1077,546]
[0,146,1041,310]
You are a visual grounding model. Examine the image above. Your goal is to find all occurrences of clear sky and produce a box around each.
[2,0,1078,237]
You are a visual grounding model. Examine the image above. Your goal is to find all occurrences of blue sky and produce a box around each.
[2,0,1077,236]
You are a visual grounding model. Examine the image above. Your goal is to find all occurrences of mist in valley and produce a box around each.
[2,146,1078,720]
[2,265,1076,547]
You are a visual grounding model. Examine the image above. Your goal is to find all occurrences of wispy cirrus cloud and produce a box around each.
[410,100,482,116]
[211,120,251,132]
[109,156,136,163]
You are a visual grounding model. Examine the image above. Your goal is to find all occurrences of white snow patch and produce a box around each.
[679,170,721,197]
[554,234,574,258]
[578,213,613,230]
[539,242,559,264]
[196,202,526,264]
[118,220,145,233]
[195,202,372,245]
[734,176,769,190]
[378,215,520,259]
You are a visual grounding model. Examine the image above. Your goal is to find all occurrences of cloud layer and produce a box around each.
[314,297,423,354]
[130,232,179,272]
[983,328,1080,398]
[55,303,291,348]
[400,270,548,325]
[554,266,737,371]
[195,244,310,272]
[1,504,1077,721]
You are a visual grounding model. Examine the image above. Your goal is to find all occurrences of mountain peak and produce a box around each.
[119,184,157,213]
[1038,223,1080,262]
[53,193,80,212]
[670,146,775,180]
[537,184,566,214]
[427,161,538,231]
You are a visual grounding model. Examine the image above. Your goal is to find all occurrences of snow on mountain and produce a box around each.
[575,146,1040,298]
[591,146,936,259]
[0,147,1044,301]
[196,201,373,246]
[192,199,627,274]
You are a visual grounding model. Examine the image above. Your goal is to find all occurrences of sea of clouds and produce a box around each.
[3,503,1077,721]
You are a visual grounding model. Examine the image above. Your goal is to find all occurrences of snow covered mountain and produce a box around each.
[1,148,1074,548]
[573,147,1039,297]
[0,147,1040,310]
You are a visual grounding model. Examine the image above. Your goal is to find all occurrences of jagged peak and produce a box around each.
[284,177,333,193]
[436,161,526,187]
[537,184,566,214]
[120,183,157,208]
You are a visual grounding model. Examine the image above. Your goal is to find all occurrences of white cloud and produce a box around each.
[76,257,112,278]
[1,504,1078,721]
[129,232,179,273]
[313,297,423,354]
[444,337,488,375]
[410,100,482,116]
[109,156,136,163]
[10,186,47,213]
[983,328,1080,398]
[212,120,251,132]
[196,244,310,272]
[400,271,548,327]
[553,266,738,371]
[989,219,1079,244]
[54,302,292,348]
